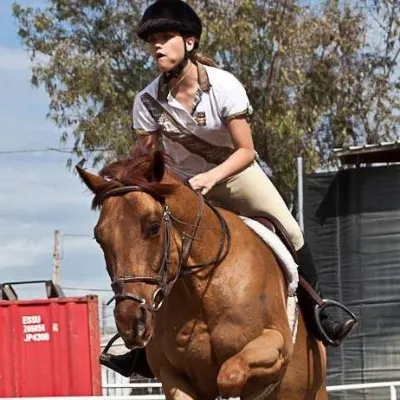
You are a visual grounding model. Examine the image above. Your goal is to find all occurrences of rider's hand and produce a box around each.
[189,171,219,196]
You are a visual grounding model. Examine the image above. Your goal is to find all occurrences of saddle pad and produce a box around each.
[240,216,299,296]
[240,217,299,342]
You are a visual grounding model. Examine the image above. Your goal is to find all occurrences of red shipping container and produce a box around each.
[0,295,101,397]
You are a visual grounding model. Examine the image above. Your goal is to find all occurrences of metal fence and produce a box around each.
[327,381,400,400]
[1,382,400,400]
[100,381,400,399]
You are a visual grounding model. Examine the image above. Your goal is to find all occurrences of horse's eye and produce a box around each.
[149,222,161,237]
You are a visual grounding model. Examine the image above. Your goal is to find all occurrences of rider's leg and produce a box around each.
[207,162,305,251]
[99,347,154,378]
[207,162,356,344]
[296,242,357,343]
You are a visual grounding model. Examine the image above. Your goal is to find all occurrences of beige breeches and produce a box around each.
[207,162,305,251]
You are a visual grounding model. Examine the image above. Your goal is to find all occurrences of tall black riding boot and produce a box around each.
[100,348,155,378]
[296,243,358,346]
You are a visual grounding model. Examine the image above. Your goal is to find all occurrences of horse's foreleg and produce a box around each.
[160,367,200,400]
[217,328,292,399]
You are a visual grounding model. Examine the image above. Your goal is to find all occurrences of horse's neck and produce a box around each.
[169,186,226,268]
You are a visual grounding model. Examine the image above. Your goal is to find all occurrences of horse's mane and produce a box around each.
[92,143,178,209]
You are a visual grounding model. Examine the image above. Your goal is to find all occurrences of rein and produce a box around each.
[103,184,230,312]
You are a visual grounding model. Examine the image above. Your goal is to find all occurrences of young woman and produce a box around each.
[102,0,357,377]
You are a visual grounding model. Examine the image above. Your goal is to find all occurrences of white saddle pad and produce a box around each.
[240,217,299,295]
[240,217,299,342]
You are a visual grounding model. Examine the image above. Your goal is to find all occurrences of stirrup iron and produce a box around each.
[314,299,358,346]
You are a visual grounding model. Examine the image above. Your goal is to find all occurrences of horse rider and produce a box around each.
[100,0,357,377]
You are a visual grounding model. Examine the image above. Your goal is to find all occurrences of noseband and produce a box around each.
[103,184,230,312]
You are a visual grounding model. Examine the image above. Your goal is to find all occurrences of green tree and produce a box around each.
[13,0,399,197]
[13,0,153,166]
[197,0,399,194]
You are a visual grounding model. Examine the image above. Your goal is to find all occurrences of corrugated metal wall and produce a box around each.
[303,165,400,400]
[0,295,101,397]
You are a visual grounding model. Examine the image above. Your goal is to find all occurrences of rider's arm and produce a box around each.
[206,71,255,183]
[208,116,255,183]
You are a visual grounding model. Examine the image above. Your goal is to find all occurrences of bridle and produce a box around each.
[102,184,230,313]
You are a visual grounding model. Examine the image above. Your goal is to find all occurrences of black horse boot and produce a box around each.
[296,243,358,346]
[100,348,155,378]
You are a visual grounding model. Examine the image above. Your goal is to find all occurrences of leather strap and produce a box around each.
[141,92,234,165]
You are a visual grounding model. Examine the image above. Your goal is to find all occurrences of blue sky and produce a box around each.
[0,1,113,322]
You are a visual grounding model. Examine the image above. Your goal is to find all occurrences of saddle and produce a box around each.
[249,214,357,346]
[250,214,297,261]
[247,214,321,305]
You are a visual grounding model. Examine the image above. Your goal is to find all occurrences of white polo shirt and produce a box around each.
[132,63,252,179]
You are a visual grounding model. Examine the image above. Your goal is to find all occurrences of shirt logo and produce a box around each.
[195,111,207,126]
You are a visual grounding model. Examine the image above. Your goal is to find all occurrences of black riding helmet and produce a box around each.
[137,0,202,44]
[137,0,202,80]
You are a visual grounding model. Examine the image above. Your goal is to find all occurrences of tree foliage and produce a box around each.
[13,0,399,197]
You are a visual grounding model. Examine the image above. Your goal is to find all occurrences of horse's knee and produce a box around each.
[217,329,290,398]
[217,352,285,400]
[217,356,250,398]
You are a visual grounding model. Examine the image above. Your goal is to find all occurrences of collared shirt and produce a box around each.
[132,63,252,179]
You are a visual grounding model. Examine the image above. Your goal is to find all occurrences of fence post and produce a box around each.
[391,385,397,400]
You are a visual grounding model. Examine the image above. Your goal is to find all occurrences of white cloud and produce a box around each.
[59,235,98,254]
[0,45,31,71]
[0,158,103,278]
[0,8,111,303]
[0,237,52,268]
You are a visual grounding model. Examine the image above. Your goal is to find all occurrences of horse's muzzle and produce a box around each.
[115,302,155,349]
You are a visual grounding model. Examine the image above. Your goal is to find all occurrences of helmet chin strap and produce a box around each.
[163,38,191,83]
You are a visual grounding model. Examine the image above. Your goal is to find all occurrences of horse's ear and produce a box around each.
[150,150,165,182]
[76,166,108,194]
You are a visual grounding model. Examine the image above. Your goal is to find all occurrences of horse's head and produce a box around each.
[77,146,180,349]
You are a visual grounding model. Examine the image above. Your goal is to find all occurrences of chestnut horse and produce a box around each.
[77,145,327,400]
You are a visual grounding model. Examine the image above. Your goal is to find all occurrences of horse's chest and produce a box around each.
[169,319,213,364]
[149,318,219,397]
